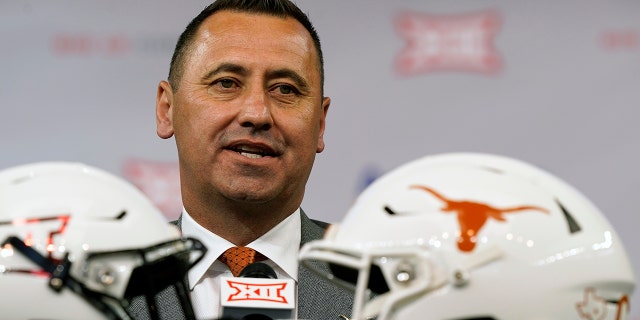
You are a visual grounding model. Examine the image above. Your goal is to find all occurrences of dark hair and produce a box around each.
[168,0,324,92]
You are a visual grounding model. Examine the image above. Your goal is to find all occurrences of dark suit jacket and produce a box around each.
[296,210,354,319]
[130,210,353,320]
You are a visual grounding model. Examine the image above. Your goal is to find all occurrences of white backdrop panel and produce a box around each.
[1,0,638,316]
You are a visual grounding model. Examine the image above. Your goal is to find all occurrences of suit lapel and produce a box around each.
[298,210,353,319]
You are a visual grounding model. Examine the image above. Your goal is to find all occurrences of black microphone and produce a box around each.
[238,262,277,279]
[220,262,295,320]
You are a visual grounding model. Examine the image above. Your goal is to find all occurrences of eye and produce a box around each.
[279,85,292,94]
[274,84,298,95]
[218,79,235,89]
[208,78,240,96]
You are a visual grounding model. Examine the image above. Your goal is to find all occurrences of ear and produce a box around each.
[156,80,175,139]
[316,96,330,153]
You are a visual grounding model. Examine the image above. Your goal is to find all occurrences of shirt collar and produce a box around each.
[181,207,301,290]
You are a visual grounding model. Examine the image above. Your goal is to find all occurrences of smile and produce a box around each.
[230,144,276,159]
[240,151,263,159]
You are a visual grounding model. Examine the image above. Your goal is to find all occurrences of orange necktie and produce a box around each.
[218,246,266,277]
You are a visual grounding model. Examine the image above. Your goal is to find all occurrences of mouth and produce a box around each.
[228,143,278,159]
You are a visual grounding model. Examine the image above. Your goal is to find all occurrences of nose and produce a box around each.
[237,88,274,131]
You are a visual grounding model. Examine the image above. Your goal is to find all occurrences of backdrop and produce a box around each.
[2,0,639,316]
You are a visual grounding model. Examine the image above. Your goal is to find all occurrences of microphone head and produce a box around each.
[218,315,273,320]
[238,262,277,279]
[241,314,273,320]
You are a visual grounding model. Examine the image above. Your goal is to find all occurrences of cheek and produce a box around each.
[172,108,214,155]
[174,96,227,134]
[285,112,323,150]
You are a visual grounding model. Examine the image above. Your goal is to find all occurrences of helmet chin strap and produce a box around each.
[3,236,130,320]
[4,236,57,273]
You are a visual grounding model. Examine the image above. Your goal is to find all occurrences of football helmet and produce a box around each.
[0,162,206,320]
[300,153,635,320]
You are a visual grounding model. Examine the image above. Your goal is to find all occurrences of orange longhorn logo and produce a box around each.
[410,185,549,252]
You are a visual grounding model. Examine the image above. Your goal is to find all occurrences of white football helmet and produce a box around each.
[300,153,635,320]
[0,162,206,320]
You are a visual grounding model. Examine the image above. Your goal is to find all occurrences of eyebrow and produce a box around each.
[202,63,248,81]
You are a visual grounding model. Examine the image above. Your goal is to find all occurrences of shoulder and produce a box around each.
[300,209,331,245]
[310,218,329,230]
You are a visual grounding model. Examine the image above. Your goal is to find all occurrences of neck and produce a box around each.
[183,194,298,246]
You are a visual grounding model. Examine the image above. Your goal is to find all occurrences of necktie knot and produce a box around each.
[218,246,266,277]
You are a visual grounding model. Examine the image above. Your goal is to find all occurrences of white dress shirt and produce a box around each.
[181,208,302,320]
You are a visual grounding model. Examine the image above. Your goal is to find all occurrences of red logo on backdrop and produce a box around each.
[122,159,181,220]
[393,10,503,76]
[49,33,176,57]
[51,34,131,56]
[410,185,548,252]
[226,280,289,304]
[600,30,639,50]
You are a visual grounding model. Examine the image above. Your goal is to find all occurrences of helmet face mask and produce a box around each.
[0,162,206,320]
[306,240,447,319]
[300,153,635,320]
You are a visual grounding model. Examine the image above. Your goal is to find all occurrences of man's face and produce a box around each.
[157,10,328,212]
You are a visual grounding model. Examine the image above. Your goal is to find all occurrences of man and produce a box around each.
[153,0,353,319]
